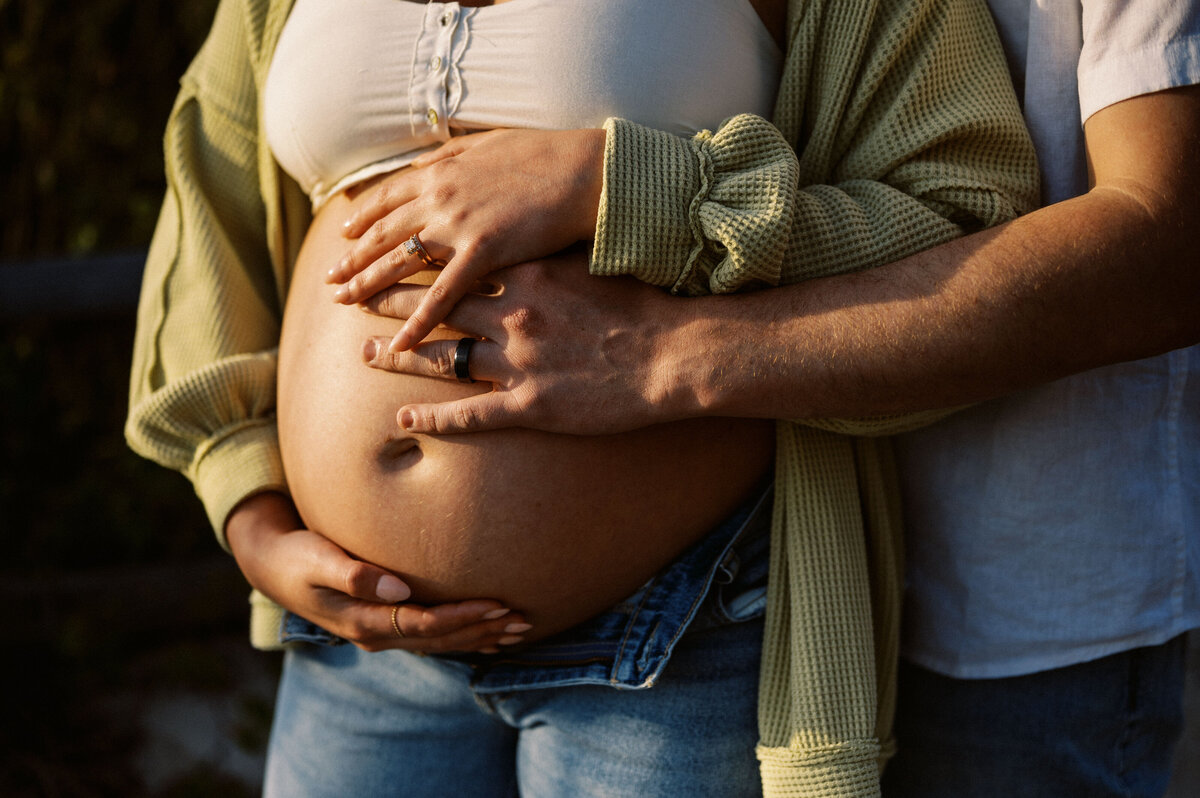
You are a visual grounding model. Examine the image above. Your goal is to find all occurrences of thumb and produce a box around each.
[312,539,413,602]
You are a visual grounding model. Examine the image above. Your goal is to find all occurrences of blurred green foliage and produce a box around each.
[2,0,220,257]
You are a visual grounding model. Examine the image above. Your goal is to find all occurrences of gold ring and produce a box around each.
[390,605,405,639]
[403,233,443,268]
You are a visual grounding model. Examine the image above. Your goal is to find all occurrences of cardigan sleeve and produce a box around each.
[125,0,290,548]
[593,0,1038,294]
[592,0,1038,436]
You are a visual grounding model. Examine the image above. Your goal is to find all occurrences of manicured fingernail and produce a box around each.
[398,409,415,430]
[363,339,381,362]
[504,623,532,634]
[332,286,349,302]
[482,608,510,620]
[497,635,524,646]
[375,574,410,602]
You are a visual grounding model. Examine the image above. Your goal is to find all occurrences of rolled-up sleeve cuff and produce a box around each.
[193,421,286,550]
[591,117,702,288]
[248,589,290,650]
[756,741,883,798]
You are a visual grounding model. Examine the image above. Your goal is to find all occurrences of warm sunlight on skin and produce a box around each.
[276,175,776,642]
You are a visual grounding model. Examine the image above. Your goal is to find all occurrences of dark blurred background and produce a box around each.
[2,1,278,795]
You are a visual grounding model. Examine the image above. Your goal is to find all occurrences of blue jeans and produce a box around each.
[881,635,1188,798]
[265,485,772,797]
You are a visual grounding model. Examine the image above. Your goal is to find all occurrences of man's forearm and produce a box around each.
[671,186,1199,421]
[368,87,1198,437]
[667,86,1200,421]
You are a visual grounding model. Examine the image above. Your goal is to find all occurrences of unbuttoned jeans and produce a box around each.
[264,486,772,797]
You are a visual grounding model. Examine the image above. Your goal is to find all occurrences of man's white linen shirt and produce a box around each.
[894,0,1200,679]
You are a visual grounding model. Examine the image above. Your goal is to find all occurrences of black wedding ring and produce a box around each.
[453,337,476,383]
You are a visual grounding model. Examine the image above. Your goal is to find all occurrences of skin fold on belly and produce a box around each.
[277,178,775,641]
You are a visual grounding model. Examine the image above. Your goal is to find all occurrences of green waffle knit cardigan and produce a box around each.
[126,0,1037,794]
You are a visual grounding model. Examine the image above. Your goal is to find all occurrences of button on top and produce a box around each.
[440,11,453,26]
[426,108,440,126]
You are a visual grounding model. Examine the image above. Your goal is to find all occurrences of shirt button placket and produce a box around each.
[424,4,458,137]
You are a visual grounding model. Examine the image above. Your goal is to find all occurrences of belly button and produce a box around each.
[377,437,422,470]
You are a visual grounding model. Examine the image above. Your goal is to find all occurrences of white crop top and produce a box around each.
[264,0,782,209]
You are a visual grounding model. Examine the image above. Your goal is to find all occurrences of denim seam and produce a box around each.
[619,490,772,687]
[611,572,663,686]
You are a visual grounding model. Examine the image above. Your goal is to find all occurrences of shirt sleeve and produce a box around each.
[125,0,293,547]
[1079,0,1200,122]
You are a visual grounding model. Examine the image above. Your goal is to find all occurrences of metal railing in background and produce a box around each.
[1,251,144,321]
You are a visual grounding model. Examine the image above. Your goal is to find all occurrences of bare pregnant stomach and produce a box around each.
[277,178,775,641]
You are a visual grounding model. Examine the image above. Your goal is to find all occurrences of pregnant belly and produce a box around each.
[277,179,775,641]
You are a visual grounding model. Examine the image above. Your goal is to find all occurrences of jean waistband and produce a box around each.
[280,480,774,693]
[461,480,774,693]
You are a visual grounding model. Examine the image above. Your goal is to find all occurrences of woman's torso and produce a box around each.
[275,0,781,640]
[264,0,782,207]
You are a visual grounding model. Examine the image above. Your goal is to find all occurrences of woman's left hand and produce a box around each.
[329,128,606,352]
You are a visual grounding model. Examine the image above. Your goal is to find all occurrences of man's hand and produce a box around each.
[359,86,1200,435]
[360,252,697,435]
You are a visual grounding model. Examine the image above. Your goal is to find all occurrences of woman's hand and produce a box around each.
[225,492,530,653]
[328,127,606,352]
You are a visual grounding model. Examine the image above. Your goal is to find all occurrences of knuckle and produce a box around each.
[366,221,388,247]
[362,292,386,316]
[427,409,452,435]
[410,408,435,432]
[429,156,456,177]
[378,182,400,205]
[405,619,430,639]
[452,404,477,430]
[341,561,371,595]
[373,288,401,316]
[503,305,543,336]
[432,344,457,377]
[379,349,405,371]
[457,238,485,264]
[341,617,372,643]
[426,280,454,305]
[430,180,456,206]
